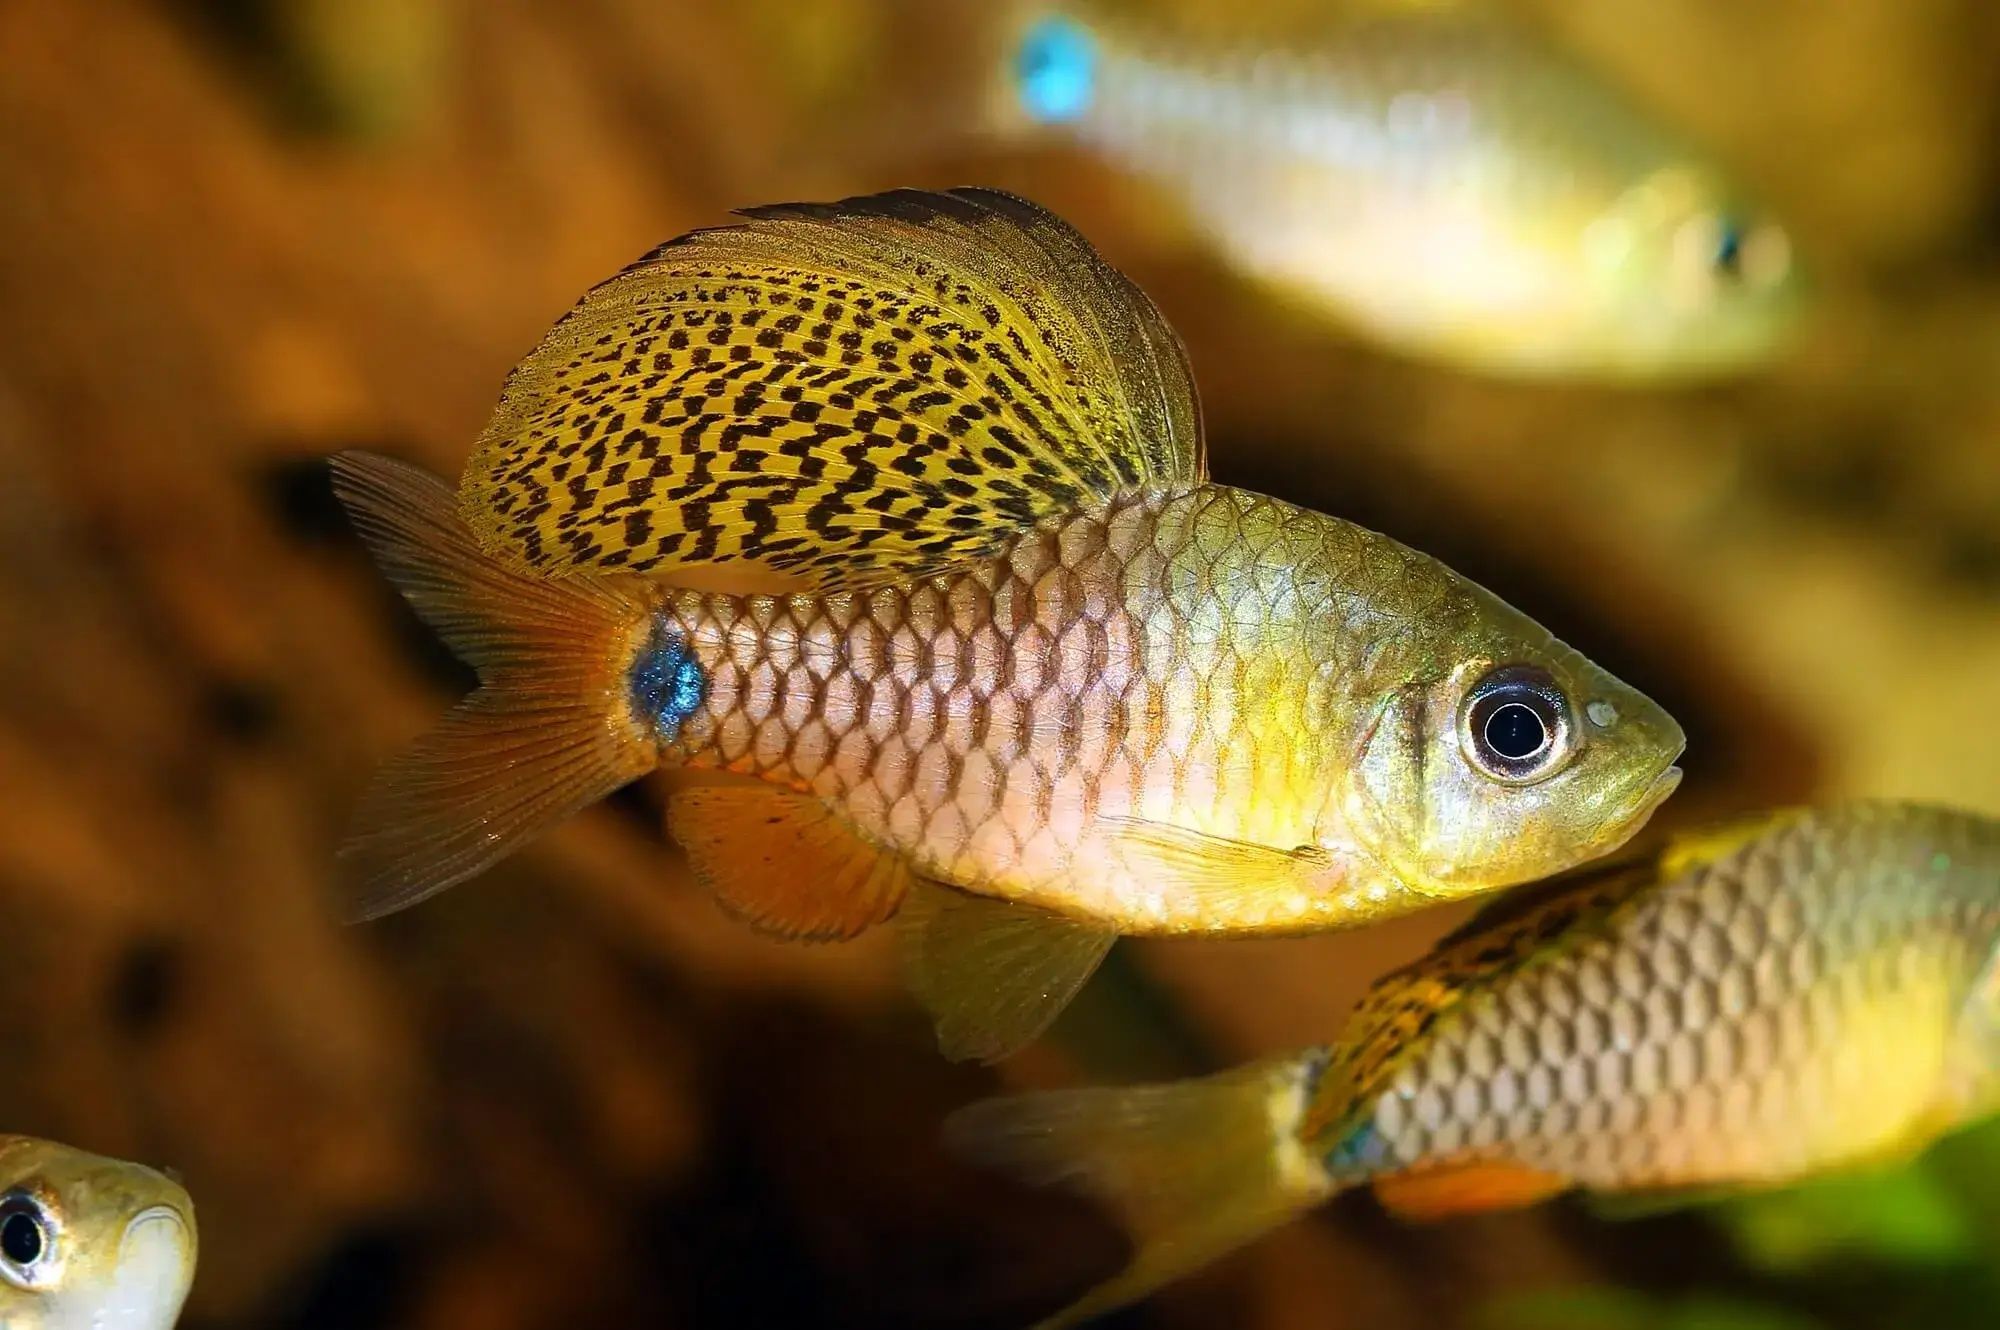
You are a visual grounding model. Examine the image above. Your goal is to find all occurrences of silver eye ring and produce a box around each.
[1462,664,1574,784]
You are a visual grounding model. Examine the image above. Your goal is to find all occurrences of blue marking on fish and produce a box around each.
[1324,1119,1386,1173]
[1016,15,1098,124]
[629,616,706,741]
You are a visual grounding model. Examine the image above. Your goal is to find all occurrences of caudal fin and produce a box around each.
[946,1057,1333,1327]
[331,452,658,921]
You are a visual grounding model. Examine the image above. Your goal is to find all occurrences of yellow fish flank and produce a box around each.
[1002,6,1804,379]
[0,1135,197,1330]
[953,803,2000,1327]
[333,188,1682,1060]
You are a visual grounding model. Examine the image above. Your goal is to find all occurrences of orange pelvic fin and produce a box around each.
[1373,1161,1570,1221]
[667,785,910,941]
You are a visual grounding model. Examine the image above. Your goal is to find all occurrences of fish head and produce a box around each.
[0,1135,197,1330]
[1343,598,1684,901]
[1574,164,1804,378]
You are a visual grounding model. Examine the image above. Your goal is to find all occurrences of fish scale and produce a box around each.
[650,483,1447,931]
[1315,806,2000,1192]
[332,187,1683,1061]
[953,804,2000,1327]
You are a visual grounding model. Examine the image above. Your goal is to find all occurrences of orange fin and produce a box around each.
[1373,1162,1570,1221]
[332,452,658,921]
[667,785,909,941]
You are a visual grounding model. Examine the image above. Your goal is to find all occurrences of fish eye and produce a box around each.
[1463,665,1573,784]
[0,1194,52,1285]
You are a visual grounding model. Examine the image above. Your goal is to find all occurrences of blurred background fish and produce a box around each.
[0,1134,197,1330]
[955,803,2000,1326]
[3,0,2000,1326]
[974,1,1805,380]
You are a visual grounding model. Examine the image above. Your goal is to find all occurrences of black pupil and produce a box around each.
[1,1211,42,1265]
[1484,701,1549,761]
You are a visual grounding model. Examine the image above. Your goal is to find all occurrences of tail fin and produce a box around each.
[330,452,658,921]
[946,1057,1333,1328]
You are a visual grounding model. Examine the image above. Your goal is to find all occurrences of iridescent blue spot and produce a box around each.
[1015,16,1097,123]
[1324,1120,1385,1173]
[629,617,706,742]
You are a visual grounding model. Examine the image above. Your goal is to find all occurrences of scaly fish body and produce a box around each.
[654,482,1666,936]
[0,1135,197,1330]
[1006,8,1802,379]
[955,803,2000,1328]
[1314,803,2000,1195]
[333,187,1680,1061]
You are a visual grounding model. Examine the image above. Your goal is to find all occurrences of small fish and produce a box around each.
[997,5,1803,379]
[0,1135,197,1330]
[332,187,1681,1061]
[951,803,2000,1327]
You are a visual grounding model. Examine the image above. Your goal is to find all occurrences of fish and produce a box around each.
[0,1135,197,1330]
[331,186,1683,1061]
[948,802,2000,1327]
[994,4,1804,380]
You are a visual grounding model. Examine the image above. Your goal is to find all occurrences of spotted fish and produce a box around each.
[0,1135,197,1329]
[332,187,1682,1061]
[997,5,1803,379]
[951,803,2000,1326]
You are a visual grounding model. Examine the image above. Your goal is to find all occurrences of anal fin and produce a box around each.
[900,881,1116,1063]
[667,785,909,941]
[1373,1161,1570,1221]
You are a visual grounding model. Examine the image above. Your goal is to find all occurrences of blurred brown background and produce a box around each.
[4,1,2000,1326]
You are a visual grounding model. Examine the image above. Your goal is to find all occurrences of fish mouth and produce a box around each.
[1592,763,1683,857]
[103,1205,196,1328]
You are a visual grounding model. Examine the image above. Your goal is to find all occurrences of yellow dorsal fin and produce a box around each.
[462,187,1205,589]
[1302,854,1659,1143]
[667,785,909,941]
[898,879,1116,1063]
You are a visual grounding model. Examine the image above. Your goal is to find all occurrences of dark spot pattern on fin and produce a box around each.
[460,187,1204,590]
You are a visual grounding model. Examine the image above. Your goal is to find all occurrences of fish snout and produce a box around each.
[104,1203,196,1328]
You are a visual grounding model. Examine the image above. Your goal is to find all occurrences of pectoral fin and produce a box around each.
[667,785,909,941]
[1372,1162,1570,1221]
[899,881,1116,1063]
[1097,817,1337,910]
